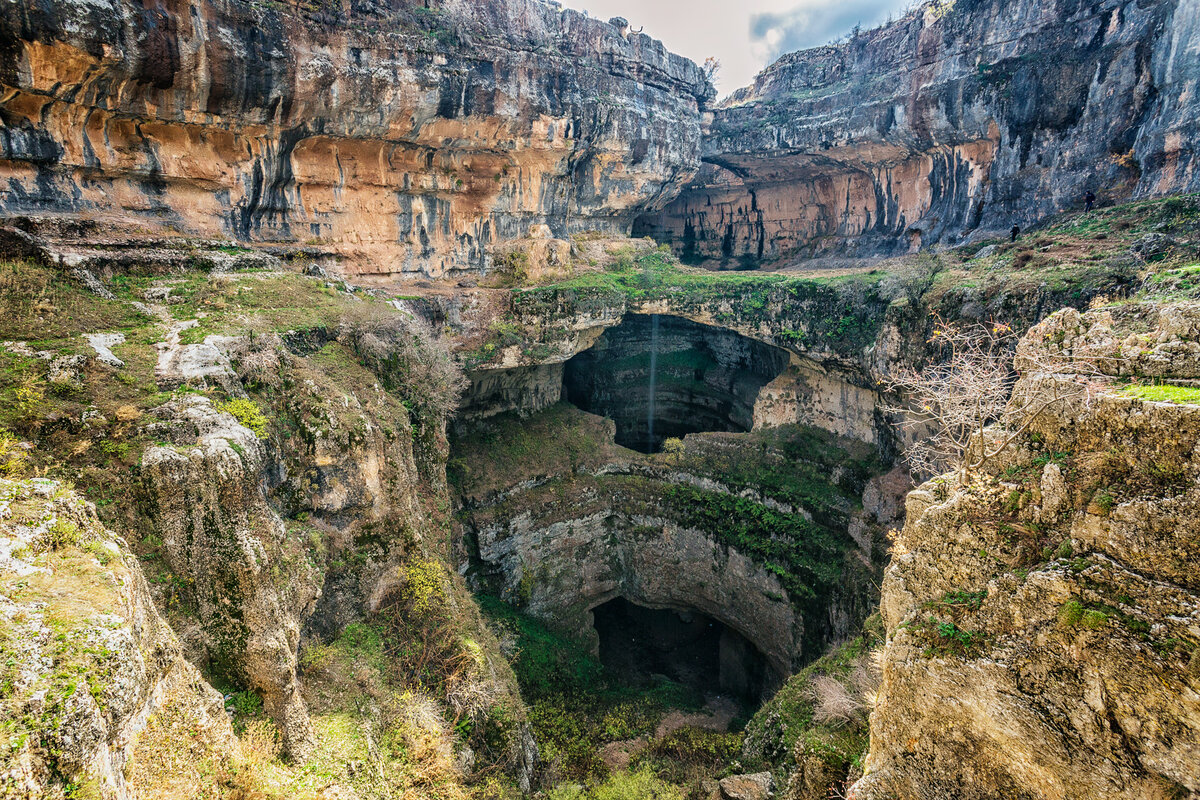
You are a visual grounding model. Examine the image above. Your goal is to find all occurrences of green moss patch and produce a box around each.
[1119,382,1200,405]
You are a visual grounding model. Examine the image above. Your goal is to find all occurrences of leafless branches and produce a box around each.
[339,304,467,423]
[887,315,1114,481]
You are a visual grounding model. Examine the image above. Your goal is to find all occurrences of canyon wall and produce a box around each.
[853,303,1200,799]
[637,0,1200,264]
[0,0,711,278]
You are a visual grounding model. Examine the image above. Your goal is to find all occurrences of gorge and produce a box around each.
[1,1,1199,800]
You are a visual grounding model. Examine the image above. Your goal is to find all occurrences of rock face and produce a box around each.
[139,395,321,760]
[637,0,1200,264]
[853,302,1200,799]
[0,0,711,278]
[452,405,899,692]
[0,478,235,798]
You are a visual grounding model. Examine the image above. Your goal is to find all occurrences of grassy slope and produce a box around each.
[0,256,524,800]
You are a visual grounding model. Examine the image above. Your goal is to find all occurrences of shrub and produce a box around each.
[219,398,269,439]
[15,369,46,423]
[661,437,685,459]
[401,559,446,617]
[548,768,684,800]
[41,518,81,551]
[0,428,29,477]
[339,305,466,425]
[1057,601,1085,629]
[494,250,530,285]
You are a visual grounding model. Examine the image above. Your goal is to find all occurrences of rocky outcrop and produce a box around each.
[0,0,711,278]
[853,302,1200,799]
[0,478,235,798]
[451,270,900,451]
[637,0,1200,264]
[138,395,321,760]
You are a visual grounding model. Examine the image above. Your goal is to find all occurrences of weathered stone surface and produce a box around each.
[719,771,774,800]
[637,0,1200,264]
[477,504,802,690]
[139,395,321,760]
[0,478,235,798]
[0,0,711,279]
[853,303,1200,799]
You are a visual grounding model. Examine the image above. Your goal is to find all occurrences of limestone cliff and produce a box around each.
[0,0,711,278]
[637,0,1200,264]
[853,302,1200,799]
[0,477,236,798]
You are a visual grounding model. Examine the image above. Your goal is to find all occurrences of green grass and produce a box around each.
[478,595,705,780]
[1119,383,1200,405]
[0,259,152,347]
[455,246,892,367]
[741,616,883,773]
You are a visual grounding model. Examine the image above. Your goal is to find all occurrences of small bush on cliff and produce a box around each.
[219,398,269,439]
[0,428,29,477]
[339,306,466,425]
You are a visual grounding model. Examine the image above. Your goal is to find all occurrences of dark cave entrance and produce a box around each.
[592,597,771,702]
[563,314,790,453]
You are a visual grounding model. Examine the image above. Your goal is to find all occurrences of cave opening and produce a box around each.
[563,314,790,453]
[592,597,771,702]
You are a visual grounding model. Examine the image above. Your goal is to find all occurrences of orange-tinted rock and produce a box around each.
[637,0,1200,265]
[0,0,712,278]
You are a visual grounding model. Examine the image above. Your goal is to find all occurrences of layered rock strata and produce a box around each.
[637,0,1200,263]
[0,0,711,278]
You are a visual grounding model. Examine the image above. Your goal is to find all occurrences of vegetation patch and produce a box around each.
[741,616,882,780]
[1119,382,1200,405]
[478,596,705,782]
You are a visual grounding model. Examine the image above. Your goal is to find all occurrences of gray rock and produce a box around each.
[719,772,774,800]
[70,268,116,300]
[1130,232,1176,261]
[48,353,87,386]
[83,333,125,368]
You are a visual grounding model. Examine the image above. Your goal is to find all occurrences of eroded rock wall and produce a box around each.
[453,407,900,685]
[0,478,236,798]
[853,303,1200,799]
[637,0,1200,263]
[0,0,711,278]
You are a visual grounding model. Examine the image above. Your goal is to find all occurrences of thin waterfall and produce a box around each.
[647,313,659,447]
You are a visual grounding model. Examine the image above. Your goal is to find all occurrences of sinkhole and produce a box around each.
[592,597,773,701]
[563,314,790,453]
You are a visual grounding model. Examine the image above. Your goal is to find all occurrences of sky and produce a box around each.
[564,0,914,95]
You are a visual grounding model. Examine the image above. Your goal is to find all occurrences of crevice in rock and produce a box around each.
[563,314,790,453]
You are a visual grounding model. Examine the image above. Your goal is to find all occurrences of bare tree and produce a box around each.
[887,315,1113,481]
[702,57,721,84]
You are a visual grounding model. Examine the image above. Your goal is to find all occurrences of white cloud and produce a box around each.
[750,0,912,63]
[564,0,912,96]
